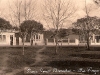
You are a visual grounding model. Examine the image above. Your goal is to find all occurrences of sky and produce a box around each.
[0,0,99,29]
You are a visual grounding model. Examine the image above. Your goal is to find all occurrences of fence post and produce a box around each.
[54,38,55,45]
[46,39,48,45]
[68,38,69,45]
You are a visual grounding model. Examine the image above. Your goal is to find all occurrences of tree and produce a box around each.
[20,20,43,47]
[73,16,99,50]
[0,18,12,30]
[8,0,37,55]
[73,0,100,50]
[43,0,76,54]
[12,26,19,31]
[8,0,37,27]
[58,29,67,38]
[58,29,69,47]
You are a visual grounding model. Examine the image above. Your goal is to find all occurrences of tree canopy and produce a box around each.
[0,18,12,30]
[73,16,100,50]
[73,16,99,33]
[20,20,43,34]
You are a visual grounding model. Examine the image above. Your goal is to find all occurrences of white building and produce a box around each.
[0,29,100,46]
[0,30,18,46]
[18,33,44,46]
[46,34,79,46]
[0,30,44,46]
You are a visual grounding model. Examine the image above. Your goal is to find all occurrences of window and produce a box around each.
[0,35,6,42]
[38,35,40,39]
[95,36,100,43]
[70,39,75,43]
[48,39,54,42]
[33,35,35,39]
[63,39,68,42]
[36,35,38,39]
[58,40,62,42]
[33,34,41,41]
[3,35,6,41]
[33,35,35,41]
[79,35,87,43]
[25,34,30,42]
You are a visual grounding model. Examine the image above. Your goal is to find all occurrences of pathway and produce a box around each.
[0,54,9,75]
[30,46,46,66]
[6,46,46,75]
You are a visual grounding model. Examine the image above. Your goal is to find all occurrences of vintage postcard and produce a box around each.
[0,0,100,75]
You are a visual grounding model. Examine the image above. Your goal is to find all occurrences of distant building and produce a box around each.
[15,32,44,46]
[43,29,79,46]
[0,29,100,46]
[0,30,18,46]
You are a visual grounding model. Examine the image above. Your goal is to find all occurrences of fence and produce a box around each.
[46,38,79,46]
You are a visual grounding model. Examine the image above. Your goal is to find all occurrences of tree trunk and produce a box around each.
[86,33,90,50]
[61,39,62,48]
[55,39,58,54]
[31,39,33,46]
[87,38,90,50]
[55,28,59,54]
[30,32,33,46]
[22,37,25,55]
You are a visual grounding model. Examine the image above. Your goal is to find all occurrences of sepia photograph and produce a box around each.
[0,0,100,75]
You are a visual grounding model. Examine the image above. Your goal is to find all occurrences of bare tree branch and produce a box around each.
[43,0,76,54]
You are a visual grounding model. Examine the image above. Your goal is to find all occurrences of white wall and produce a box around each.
[46,39,79,46]
[18,33,45,46]
[0,32,16,46]
[46,34,79,46]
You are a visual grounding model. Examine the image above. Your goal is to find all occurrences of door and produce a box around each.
[10,35,13,45]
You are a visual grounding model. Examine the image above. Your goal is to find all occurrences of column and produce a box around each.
[75,39,79,45]
[38,34,39,41]
[54,38,55,44]
[68,38,69,45]
[35,35,36,41]
[95,39,96,44]
[46,39,48,45]
[93,34,95,43]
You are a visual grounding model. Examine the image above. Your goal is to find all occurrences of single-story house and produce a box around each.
[0,29,100,46]
[15,32,44,46]
[43,29,79,46]
[0,30,18,46]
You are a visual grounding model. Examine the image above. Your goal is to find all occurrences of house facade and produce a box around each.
[91,34,100,45]
[0,30,100,46]
[46,34,79,46]
[45,34,100,46]
[0,30,17,46]
[0,30,44,46]
[44,29,100,46]
[18,33,44,46]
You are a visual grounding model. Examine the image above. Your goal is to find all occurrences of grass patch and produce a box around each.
[41,47,100,68]
[42,47,100,59]
[40,47,100,74]
[7,47,40,69]
[0,47,42,72]
[16,46,100,75]
[70,54,100,59]
[48,60,100,69]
